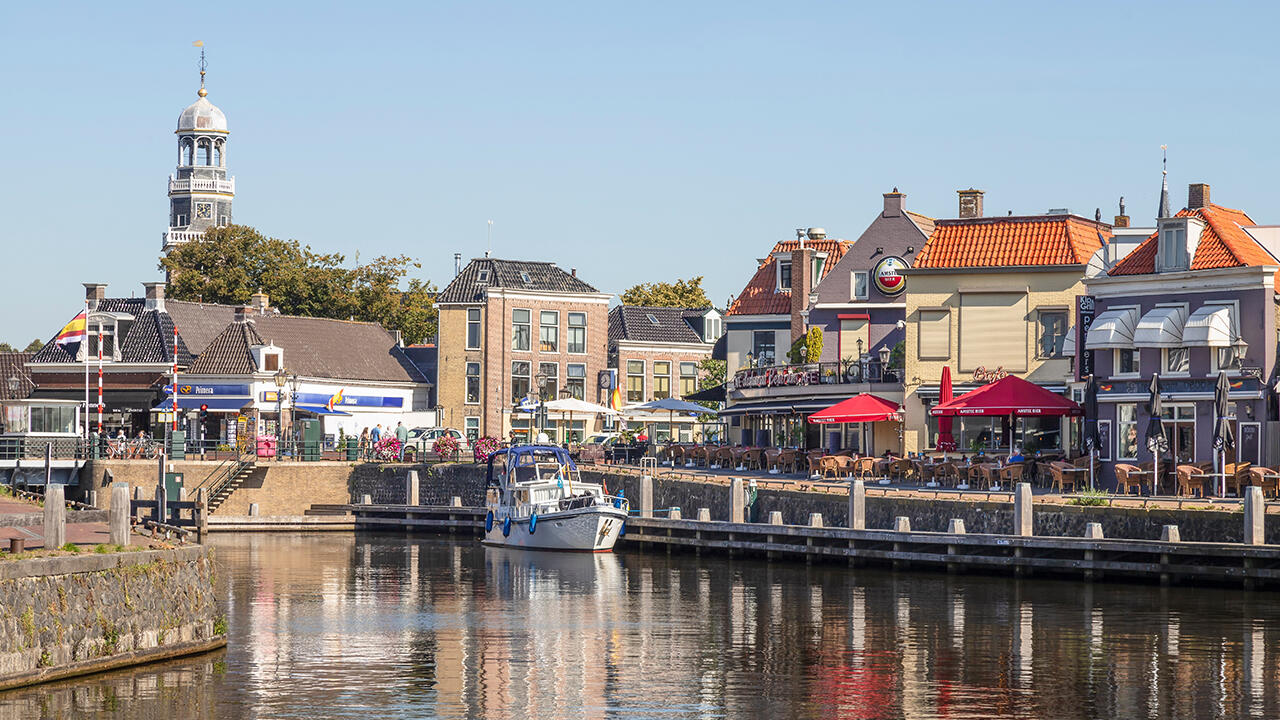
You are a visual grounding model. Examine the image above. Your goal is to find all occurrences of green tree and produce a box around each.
[22,339,43,353]
[620,276,712,308]
[804,327,823,363]
[0,343,14,353]
[161,225,438,344]
[693,357,726,417]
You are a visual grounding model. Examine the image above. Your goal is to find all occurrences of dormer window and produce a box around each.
[777,260,792,291]
[478,269,490,283]
[252,343,283,373]
[1156,217,1203,273]
[262,352,280,371]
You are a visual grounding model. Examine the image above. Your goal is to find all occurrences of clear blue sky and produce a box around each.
[2,1,1278,344]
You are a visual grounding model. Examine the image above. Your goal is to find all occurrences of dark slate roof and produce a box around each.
[608,306,709,344]
[401,344,437,383]
[168,300,239,355]
[31,305,193,365]
[251,315,429,384]
[437,258,599,304]
[0,353,35,400]
[188,321,265,374]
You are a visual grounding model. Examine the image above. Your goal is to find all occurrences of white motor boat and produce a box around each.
[482,445,629,552]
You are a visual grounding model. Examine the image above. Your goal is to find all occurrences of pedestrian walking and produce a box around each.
[359,427,370,460]
[395,421,408,460]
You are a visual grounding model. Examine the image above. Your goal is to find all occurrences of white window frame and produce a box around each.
[567,312,587,354]
[512,308,531,352]
[566,363,587,399]
[653,360,671,400]
[1113,347,1141,379]
[1035,307,1070,359]
[466,308,482,350]
[464,417,479,441]
[1116,404,1138,461]
[464,362,481,405]
[852,271,869,301]
[1204,300,1243,376]
[626,359,645,403]
[539,310,560,353]
[777,260,792,291]
[1162,347,1190,377]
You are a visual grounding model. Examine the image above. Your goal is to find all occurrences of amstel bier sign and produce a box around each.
[873,256,907,296]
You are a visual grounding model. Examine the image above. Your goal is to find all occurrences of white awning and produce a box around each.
[1183,305,1235,347]
[1061,329,1075,356]
[1084,307,1139,349]
[1133,306,1187,348]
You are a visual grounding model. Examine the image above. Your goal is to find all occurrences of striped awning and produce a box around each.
[1183,305,1235,347]
[1133,306,1188,348]
[1084,307,1140,350]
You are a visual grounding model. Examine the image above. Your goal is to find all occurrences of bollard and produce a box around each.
[362,494,373,505]
[154,483,168,526]
[848,480,866,530]
[249,502,259,517]
[729,478,745,524]
[640,474,654,518]
[195,487,208,542]
[808,513,824,528]
[109,483,130,546]
[44,484,66,549]
[767,510,783,525]
[406,470,420,506]
[1084,522,1104,539]
[1244,486,1265,545]
[1161,525,1180,543]
[697,508,711,522]
[669,508,682,520]
[451,496,463,508]
[948,519,966,534]
[1013,482,1033,536]
[9,538,23,554]
[894,516,911,532]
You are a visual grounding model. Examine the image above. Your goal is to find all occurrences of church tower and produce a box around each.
[162,47,234,253]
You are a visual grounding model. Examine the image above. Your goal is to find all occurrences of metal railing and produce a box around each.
[0,437,89,461]
[168,177,235,194]
[731,360,903,390]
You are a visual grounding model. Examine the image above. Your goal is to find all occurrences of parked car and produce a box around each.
[405,427,471,457]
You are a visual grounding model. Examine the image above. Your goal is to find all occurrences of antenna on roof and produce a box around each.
[1158,144,1171,218]
[486,220,493,258]
[193,41,207,97]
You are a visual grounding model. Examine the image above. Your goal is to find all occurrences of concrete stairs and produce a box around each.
[208,461,256,512]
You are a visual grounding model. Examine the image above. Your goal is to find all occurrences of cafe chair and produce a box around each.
[1113,463,1144,496]
[1175,464,1207,498]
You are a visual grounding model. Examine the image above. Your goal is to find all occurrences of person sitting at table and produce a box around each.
[1009,446,1025,463]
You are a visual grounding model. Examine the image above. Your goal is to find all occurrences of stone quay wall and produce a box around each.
[0,545,224,690]
[350,462,488,506]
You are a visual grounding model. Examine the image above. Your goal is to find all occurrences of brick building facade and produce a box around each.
[436,258,611,442]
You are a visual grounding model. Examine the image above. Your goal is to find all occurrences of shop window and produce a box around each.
[1117,404,1138,460]
[1161,404,1196,464]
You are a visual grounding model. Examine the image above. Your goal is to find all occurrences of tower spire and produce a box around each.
[1158,144,1171,218]
[194,40,207,97]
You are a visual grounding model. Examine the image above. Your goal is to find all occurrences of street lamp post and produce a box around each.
[273,369,287,453]
[534,370,549,442]
[7,376,19,397]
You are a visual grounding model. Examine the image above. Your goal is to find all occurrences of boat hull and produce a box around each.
[482,505,628,552]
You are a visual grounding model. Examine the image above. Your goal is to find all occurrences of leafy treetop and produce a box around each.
[620,277,712,309]
[160,225,438,344]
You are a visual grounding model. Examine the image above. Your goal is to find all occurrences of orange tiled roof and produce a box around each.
[912,215,1111,269]
[727,238,852,316]
[1108,204,1277,287]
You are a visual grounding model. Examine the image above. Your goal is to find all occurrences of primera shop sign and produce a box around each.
[737,366,820,389]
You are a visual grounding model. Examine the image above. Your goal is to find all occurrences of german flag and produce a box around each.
[53,310,86,350]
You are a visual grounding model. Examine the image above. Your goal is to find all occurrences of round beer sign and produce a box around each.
[873,256,907,296]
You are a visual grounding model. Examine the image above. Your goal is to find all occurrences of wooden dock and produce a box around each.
[334,495,1280,590]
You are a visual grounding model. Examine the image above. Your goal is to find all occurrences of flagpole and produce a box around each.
[172,324,179,432]
[96,323,103,436]
[82,299,89,440]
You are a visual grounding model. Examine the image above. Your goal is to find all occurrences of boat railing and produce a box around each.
[508,493,629,519]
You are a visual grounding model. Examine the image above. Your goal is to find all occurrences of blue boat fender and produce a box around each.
[618,519,626,537]
[485,510,494,533]
[502,516,512,537]
[529,513,538,534]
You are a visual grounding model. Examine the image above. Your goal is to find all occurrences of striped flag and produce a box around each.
[54,310,87,350]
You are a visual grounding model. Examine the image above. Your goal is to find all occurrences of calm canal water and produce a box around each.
[3,532,1278,719]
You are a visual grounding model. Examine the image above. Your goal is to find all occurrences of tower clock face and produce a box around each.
[195,202,213,220]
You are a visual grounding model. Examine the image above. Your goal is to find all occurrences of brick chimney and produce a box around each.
[790,247,813,342]
[142,282,166,312]
[883,188,904,218]
[251,290,270,314]
[957,188,984,219]
[1188,183,1210,210]
[234,305,254,323]
[83,283,107,311]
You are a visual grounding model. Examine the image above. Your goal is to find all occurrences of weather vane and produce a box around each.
[193,40,207,96]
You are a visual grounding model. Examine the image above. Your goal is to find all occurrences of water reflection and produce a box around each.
[1,532,1278,719]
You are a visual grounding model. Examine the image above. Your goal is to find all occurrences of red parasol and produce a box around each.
[808,394,901,424]
[936,366,957,452]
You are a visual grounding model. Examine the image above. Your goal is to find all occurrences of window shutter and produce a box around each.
[918,310,950,359]
[959,293,1027,372]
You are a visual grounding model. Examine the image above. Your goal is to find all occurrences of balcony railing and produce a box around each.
[732,360,903,390]
[162,228,206,249]
[168,177,235,194]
